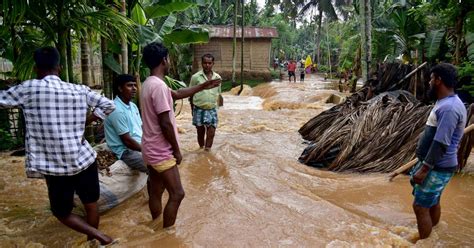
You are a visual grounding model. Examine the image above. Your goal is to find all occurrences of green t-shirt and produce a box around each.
[190,70,222,109]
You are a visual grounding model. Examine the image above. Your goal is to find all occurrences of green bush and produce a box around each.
[458,61,474,78]
[270,69,281,79]
[0,128,15,151]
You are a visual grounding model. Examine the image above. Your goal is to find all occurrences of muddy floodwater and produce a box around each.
[1,74,473,247]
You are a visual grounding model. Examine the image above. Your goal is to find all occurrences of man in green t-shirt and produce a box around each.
[189,54,222,151]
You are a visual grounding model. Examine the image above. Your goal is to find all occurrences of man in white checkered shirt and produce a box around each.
[0,47,116,245]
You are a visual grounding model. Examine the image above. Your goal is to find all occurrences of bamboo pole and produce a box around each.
[389,123,474,181]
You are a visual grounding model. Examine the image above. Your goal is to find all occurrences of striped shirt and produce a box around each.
[0,75,115,178]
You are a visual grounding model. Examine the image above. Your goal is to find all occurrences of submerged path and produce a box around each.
[1,74,473,247]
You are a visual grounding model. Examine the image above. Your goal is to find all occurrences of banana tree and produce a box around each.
[103,0,210,83]
[1,0,137,81]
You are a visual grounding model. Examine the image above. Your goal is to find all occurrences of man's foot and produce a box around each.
[98,234,115,246]
[204,147,211,151]
[99,238,120,248]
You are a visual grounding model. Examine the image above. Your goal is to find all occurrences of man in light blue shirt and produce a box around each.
[105,74,146,172]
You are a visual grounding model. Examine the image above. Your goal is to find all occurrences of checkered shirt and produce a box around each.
[0,75,115,178]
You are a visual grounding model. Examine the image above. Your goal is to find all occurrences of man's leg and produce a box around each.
[147,165,166,219]
[413,203,433,239]
[55,213,113,244]
[46,163,113,245]
[84,202,99,240]
[205,126,216,150]
[160,166,185,228]
[430,203,441,226]
[196,126,206,148]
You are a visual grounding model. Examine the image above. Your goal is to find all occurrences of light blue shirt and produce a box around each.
[104,97,142,159]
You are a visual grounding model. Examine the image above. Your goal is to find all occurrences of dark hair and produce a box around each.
[201,53,215,62]
[430,63,457,88]
[143,42,168,71]
[113,74,136,96]
[34,47,60,71]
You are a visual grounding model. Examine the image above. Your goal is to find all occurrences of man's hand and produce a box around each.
[173,150,182,165]
[413,164,431,185]
[202,79,221,89]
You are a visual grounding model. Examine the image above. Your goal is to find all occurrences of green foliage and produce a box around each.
[0,128,15,151]
[458,61,474,79]
[426,29,445,60]
[270,69,280,79]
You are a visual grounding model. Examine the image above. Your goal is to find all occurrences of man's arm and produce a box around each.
[172,79,221,100]
[0,84,26,109]
[157,111,182,164]
[85,87,115,120]
[119,133,141,151]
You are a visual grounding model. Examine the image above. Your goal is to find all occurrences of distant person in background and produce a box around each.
[189,54,223,151]
[410,63,466,240]
[0,47,116,245]
[287,60,296,83]
[300,62,305,82]
[104,74,147,172]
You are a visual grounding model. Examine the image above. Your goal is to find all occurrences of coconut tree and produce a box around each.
[298,0,339,65]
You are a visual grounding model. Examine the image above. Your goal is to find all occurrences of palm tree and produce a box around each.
[298,0,338,65]
[359,0,371,83]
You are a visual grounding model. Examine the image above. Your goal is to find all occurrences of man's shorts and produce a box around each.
[121,149,148,172]
[192,107,218,128]
[288,71,295,77]
[44,162,100,217]
[410,161,454,208]
[149,158,177,173]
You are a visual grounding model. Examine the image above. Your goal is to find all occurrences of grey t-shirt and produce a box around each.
[416,95,466,169]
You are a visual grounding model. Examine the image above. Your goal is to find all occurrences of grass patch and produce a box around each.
[221,79,267,92]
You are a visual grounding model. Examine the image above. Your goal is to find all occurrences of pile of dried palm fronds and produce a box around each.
[299,90,431,172]
[298,63,434,173]
[300,62,474,173]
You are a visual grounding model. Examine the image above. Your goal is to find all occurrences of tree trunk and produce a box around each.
[57,0,69,81]
[101,38,113,98]
[454,7,467,65]
[232,0,238,87]
[239,0,244,95]
[359,0,371,83]
[81,37,92,86]
[90,38,97,85]
[326,22,331,78]
[316,9,322,66]
[67,30,74,83]
[120,0,128,73]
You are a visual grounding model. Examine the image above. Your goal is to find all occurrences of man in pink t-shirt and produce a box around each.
[287,60,296,83]
[140,42,221,228]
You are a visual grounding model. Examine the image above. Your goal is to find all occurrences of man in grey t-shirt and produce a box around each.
[411,63,466,240]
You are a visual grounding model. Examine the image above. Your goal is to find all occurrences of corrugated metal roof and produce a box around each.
[208,25,278,38]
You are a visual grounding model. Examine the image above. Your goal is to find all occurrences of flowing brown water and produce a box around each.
[1,74,473,247]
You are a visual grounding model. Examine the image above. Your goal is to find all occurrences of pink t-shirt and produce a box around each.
[140,76,179,165]
[287,63,296,72]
